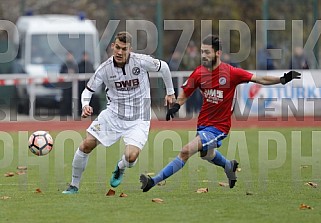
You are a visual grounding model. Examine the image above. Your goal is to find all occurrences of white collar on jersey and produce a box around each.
[112,54,131,68]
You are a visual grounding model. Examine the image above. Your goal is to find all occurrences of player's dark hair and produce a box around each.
[202,35,222,51]
[115,31,132,44]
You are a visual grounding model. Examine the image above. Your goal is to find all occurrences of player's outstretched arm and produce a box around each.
[251,70,301,85]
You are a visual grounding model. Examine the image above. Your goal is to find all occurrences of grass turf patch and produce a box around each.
[1,128,321,222]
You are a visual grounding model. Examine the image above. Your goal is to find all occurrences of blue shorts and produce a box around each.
[197,126,227,151]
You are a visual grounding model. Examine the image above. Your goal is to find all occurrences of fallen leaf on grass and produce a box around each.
[196,188,208,193]
[17,166,27,170]
[301,165,309,169]
[299,203,313,210]
[106,189,115,196]
[157,180,166,186]
[218,182,229,187]
[4,172,15,177]
[119,193,128,197]
[246,191,254,195]
[304,182,317,188]
[35,188,42,193]
[0,196,11,200]
[16,171,26,175]
[152,198,164,203]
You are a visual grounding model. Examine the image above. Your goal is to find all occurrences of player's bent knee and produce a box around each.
[179,149,191,162]
[124,145,140,164]
[200,149,216,162]
[80,145,95,154]
[127,151,140,163]
[80,138,97,154]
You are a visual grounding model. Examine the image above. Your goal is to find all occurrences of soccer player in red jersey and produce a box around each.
[140,34,301,192]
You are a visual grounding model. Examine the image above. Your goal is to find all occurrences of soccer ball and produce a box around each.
[28,131,54,156]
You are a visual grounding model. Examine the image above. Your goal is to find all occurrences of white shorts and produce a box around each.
[87,109,150,149]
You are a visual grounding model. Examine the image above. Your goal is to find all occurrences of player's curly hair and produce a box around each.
[115,31,132,44]
[202,35,222,52]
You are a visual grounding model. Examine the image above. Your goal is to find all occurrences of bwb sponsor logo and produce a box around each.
[115,79,139,91]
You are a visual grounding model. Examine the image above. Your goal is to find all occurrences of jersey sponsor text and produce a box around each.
[115,79,140,91]
[204,89,223,104]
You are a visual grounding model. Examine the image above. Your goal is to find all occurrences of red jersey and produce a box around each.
[182,63,253,133]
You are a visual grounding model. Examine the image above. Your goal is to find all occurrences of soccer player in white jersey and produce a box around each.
[63,31,175,194]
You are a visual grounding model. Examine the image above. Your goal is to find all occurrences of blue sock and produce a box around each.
[152,156,185,185]
[211,150,231,169]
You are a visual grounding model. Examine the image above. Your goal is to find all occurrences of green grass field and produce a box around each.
[1,128,321,223]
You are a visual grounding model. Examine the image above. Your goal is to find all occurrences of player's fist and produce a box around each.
[280,70,301,85]
[166,103,180,121]
[81,105,93,118]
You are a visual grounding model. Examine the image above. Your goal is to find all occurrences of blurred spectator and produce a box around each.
[289,46,309,69]
[168,50,182,100]
[78,51,94,73]
[60,51,78,116]
[60,51,78,73]
[169,50,183,71]
[181,41,200,70]
[221,52,240,68]
[78,52,95,92]
[257,45,275,70]
[77,51,100,116]
[181,41,202,116]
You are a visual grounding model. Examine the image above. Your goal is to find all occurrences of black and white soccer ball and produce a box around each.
[28,131,54,156]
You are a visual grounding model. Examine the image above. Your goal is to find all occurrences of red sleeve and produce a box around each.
[230,66,253,84]
[181,68,200,97]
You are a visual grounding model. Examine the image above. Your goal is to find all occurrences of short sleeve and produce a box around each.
[230,66,253,84]
[182,69,200,97]
[86,67,104,92]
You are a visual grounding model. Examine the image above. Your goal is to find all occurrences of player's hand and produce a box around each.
[164,94,176,106]
[81,105,93,118]
[280,70,301,85]
[166,103,180,121]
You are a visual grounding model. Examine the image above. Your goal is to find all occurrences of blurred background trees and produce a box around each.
[0,0,320,69]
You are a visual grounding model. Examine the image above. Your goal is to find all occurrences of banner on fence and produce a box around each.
[236,70,321,117]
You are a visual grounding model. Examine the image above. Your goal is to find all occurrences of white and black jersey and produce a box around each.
[86,53,174,121]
